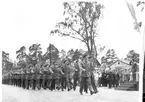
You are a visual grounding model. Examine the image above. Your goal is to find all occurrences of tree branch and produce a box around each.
[58,31,85,42]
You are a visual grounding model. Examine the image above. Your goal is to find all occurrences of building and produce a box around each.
[108,59,139,82]
[109,59,132,74]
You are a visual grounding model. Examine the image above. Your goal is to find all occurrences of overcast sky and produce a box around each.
[0,0,144,61]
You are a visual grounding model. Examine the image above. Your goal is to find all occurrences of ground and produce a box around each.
[2,85,139,102]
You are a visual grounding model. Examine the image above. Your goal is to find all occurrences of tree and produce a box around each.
[2,51,9,69]
[16,46,26,61]
[16,46,28,68]
[29,43,42,59]
[126,50,139,63]
[16,46,27,68]
[51,1,104,57]
[2,51,14,75]
[46,44,59,64]
[101,49,118,66]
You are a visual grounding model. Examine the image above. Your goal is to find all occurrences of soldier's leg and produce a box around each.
[42,78,45,89]
[28,79,30,90]
[47,79,51,90]
[73,78,77,91]
[40,78,43,89]
[31,79,34,90]
[52,79,56,90]
[116,80,119,87]
[24,79,27,89]
[60,77,64,91]
[33,79,36,90]
[26,79,29,89]
[61,77,65,91]
[84,78,88,93]
[67,78,72,91]
[79,77,85,95]
[17,79,19,87]
[64,78,67,90]
[108,80,112,88]
[91,76,98,93]
[86,77,94,95]
[37,79,41,90]
[58,78,61,90]
[50,79,53,91]
[45,79,48,89]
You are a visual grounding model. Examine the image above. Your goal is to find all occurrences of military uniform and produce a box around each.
[73,61,80,91]
[42,64,53,90]
[61,64,67,91]
[107,71,114,88]
[79,56,94,95]
[115,73,120,87]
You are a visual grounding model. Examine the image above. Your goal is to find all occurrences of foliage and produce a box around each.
[51,1,104,56]
[2,51,13,74]
[101,49,118,65]
[46,44,59,64]
[126,50,139,63]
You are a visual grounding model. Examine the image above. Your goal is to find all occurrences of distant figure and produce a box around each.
[94,70,99,87]
[98,72,102,87]
[115,72,120,87]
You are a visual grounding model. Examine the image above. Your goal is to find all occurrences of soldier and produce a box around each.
[60,61,67,91]
[88,56,99,93]
[50,64,57,91]
[98,71,102,87]
[107,71,114,88]
[40,65,44,89]
[35,63,41,90]
[115,72,120,87]
[11,72,14,86]
[24,66,31,90]
[20,68,25,89]
[13,73,16,86]
[42,62,54,90]
[42,64,48,90]
[66,61,75,91]
[79,54,94,95]
[31,67,36,90]
[55,63,63,90]
[73,60,80,91]
[112,72,116,87]
[102,70,107,87]
[18,70,22,88]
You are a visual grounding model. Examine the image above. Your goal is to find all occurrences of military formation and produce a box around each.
[2,53,120,95]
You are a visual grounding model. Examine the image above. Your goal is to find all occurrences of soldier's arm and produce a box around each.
[78,60,85,71]
[59,68,64,74]
[69,64,77,71]
[48,66,54,73]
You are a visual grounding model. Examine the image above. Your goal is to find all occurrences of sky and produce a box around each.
[0,0,144,61]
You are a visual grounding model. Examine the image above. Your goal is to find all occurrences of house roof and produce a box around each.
[108,59,131,67]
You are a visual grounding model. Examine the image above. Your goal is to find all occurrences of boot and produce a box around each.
[90,91,94,95]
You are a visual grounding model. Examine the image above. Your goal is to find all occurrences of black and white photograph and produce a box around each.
[0,0,145,102]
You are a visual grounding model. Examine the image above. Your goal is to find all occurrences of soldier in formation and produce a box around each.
[2,53,104,96]
[78,53,99,95]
